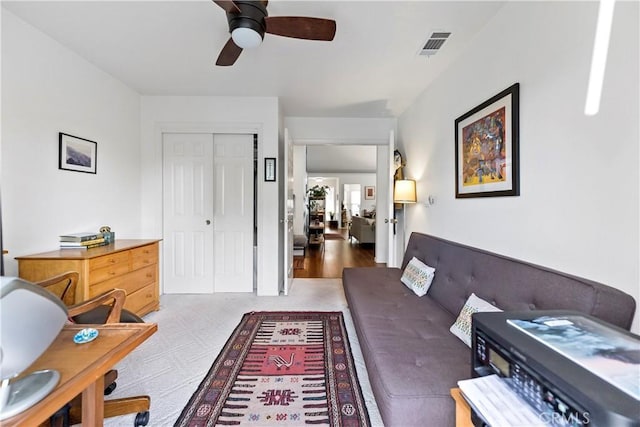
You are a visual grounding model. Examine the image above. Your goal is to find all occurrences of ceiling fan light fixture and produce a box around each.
[231,27,263,49]
[213,0,335,66]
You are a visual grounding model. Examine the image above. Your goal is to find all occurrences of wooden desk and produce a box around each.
[3,323,157,427]
[451,387,474,427]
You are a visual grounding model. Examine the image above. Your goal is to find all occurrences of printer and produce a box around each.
[470,310,640,427]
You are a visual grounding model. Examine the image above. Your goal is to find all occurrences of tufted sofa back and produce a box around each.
[402,232,636,330]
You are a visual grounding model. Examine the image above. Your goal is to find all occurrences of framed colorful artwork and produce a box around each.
[455,83,520,198]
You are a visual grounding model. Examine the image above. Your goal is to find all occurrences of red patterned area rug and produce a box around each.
[174,311,370,427]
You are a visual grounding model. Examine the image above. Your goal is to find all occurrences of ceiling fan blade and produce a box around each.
[265,17,336,41]
[212,0,241,14]
[216,38,243,66]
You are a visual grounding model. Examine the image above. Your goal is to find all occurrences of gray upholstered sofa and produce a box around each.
[350,215,375,244]
[342,232,636,427]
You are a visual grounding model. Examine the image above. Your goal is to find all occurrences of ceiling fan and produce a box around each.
[213,0,336,66]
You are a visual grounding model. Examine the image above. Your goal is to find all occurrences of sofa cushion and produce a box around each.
[343,267,469,426]
[450,293,502,347]
[400,256,436,297]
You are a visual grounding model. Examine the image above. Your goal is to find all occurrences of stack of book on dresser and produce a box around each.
[59,232,108,249]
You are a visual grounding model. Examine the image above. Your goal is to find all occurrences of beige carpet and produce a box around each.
[103,279,384,427]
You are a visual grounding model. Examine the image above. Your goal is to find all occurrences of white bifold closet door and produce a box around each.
[163,133,254,294]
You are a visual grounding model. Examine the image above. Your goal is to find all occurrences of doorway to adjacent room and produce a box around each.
[294,174,379,278]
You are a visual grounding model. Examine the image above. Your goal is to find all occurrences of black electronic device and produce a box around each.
[471,310,640,427]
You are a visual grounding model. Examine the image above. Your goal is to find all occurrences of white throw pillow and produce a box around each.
[400,257,436,297]
[450,293,502,347]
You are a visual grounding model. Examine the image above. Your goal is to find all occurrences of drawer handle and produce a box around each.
[109,259,116,264]
[146,273,153,278]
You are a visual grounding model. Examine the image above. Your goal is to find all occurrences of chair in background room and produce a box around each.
[35,271,150,427]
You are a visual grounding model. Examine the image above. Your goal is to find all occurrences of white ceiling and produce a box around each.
[306,145,377,173]
[2,0,506,118]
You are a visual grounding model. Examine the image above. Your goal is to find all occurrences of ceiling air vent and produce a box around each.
[419,31,451,57]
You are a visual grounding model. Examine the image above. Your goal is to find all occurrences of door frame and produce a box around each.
[287,138,392,266]
[156,122,264,294]
[282,128,294,295]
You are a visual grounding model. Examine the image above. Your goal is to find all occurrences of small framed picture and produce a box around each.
[59,133,97,174]
[364,186,376,200]
[264,157,276,182]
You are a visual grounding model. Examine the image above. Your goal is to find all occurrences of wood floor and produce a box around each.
[293,226,385,278]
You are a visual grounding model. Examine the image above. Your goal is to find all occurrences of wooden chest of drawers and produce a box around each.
[16,239,160,317]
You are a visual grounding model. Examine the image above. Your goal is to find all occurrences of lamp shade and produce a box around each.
[394,179,417,203]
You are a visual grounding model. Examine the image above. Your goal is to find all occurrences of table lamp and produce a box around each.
[0,277,68,420]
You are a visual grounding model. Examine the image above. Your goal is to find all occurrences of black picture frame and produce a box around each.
[264,157,276,182]
[59,132,97,174]
[455,83,519,198]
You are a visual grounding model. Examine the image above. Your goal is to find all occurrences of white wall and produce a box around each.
[285,117,396,145]
[398,1,640,332]
[1,10,142,275]
[2,8,283,296]
[306,145,377,173]
[139,96,280,296]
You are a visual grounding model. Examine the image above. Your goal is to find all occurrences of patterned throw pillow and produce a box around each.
[400,257,436,297]
[450,293,502,347]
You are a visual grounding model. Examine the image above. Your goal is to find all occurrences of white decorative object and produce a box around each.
[400,257,435,297]
[450,293,502,347]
